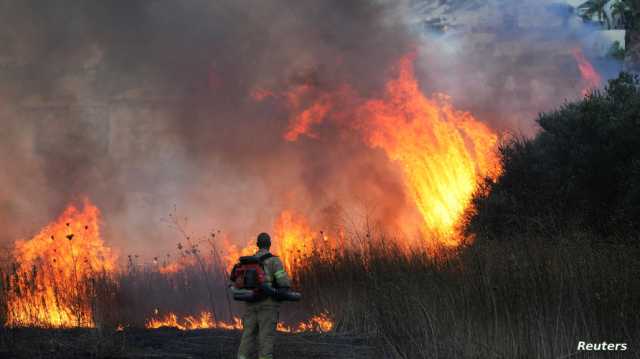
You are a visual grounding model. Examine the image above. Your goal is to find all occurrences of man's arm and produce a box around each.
[271,257,291,288]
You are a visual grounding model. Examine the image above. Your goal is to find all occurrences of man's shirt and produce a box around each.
[255,248,291,288]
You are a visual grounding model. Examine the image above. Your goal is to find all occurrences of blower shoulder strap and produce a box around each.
[230,263,239,278]
[258,253,275,262]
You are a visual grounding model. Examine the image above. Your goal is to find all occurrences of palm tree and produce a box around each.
[580,0,640,70]
[624,1,640,71]
[611,0,628,28]
[578,0,611,28]
[610,0,639,29]
[609,0,640,70]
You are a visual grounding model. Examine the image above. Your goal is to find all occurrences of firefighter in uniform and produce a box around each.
[236,232,291,359]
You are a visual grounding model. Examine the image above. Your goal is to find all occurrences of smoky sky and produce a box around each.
[411,0,622,134]
[0,0,415,256]
[0,0,620,258]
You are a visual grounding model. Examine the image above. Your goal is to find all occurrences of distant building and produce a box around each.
[563,0,627,56]
[584,30,626,56]
[565,0,585,7]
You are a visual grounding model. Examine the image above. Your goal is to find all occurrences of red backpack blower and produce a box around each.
[230,254,301,302]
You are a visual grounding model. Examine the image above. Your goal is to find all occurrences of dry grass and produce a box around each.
[295,235,640,358]
[0,231,638,358]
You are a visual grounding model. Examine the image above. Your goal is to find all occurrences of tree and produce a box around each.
[465,73,640,241]
[579,0,640,70]
[612,0,640,70]
[578,0,611,27]
[611,0,629,28]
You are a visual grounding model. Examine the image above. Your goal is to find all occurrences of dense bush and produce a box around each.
[466,73,640,241]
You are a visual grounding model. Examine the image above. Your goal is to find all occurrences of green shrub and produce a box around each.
[466,73,640,241]
[609,40,626,61]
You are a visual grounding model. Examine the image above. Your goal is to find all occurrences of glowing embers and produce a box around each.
[5,199,116,328]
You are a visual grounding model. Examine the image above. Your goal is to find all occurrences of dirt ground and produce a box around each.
[0,328,378,359]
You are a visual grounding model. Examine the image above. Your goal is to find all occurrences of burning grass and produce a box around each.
[0,201,336,334]
[144,310,332,333]
[2,68,637,356]
[283,53,501,246]
[145,311,243,331]
[0,202,638,358]
[4,200,116,328]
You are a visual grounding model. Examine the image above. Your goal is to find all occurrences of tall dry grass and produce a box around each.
[0,230,638,358]
[295,234,640,358]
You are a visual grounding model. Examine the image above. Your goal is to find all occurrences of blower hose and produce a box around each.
[231,284,301,302]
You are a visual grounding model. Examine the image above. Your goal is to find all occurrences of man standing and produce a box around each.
[235,232,291,359]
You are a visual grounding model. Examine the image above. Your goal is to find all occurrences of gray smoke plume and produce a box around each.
[0,0,621,258]
[409,0,622,133]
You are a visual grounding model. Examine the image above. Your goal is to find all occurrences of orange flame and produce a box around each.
[357,55,500,243]
[145,311,243,331]
[6,202,334,331]
[146,311,333,333]
[277,312,334,333]
[6,199,117,328]
[273,210,316,273]
[283,53,501,246]
[251,87,276,101]
[218,211,317,275]
[284,88,335,141]
[571,48,602,96]
[157,255,198,274]
[221,239,258,271]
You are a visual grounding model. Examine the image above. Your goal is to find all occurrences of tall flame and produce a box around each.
[6,202,332,331]
[273,210,316,273]
[221,238,258,271]
[6,199,117,328]
[571,48,602,96]
[356,55,500,242]
[284,54,501,245]
[218,210,318,275]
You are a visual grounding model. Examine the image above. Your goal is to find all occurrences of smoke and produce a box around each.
[0,0,621,257]
[0,0,414,256]
[409,0,623,134]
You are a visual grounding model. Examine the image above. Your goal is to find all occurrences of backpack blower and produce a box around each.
[230,254,301,302]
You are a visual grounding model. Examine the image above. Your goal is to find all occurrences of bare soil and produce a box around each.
[0,328,378,359]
